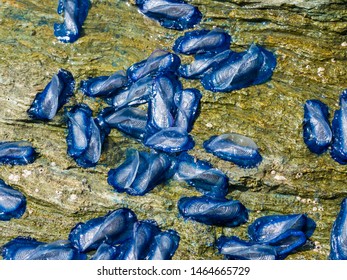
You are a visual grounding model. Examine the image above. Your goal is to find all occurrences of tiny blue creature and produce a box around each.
[146,230,180,260]
[0,179,26,221]
[0,141,37,166]
[90,243,119,260]
[330,197,347,260]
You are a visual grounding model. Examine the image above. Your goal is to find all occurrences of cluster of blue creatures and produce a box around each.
[0,0,346,260]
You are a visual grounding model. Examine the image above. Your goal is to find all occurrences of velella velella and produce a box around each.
[330,198,347,260]
[90,243,119,260]
[173,29,231,55]
[203,133,262,168]
[177,196,248,227]
[2,237,86,260]
[27,69,75,121]
[173,153,228,198]
[146,230,180,260]
[107,149,172,196]
[303,99,332,154]
[68,208,137,253]
[135,0,202,31]
[54,0,91,43]
[80,70,128,98]
[201,44,276,92]
[216,236,278,260]
[0,141,37,166]
[0,179,26,221]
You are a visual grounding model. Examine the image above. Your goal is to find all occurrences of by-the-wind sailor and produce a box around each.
[303,100,332,154]
[0,179,26,221]
[136,0,202,31]
[146,230,180,260]
[173,29,231,55]
[177,196,248,227]
[127,50,181,82]
[28,69,75,121]
[331,90,347,164]
[173,153,228,198]
[203,133,262,168]
[2,237,86,260]
[80,70,128,98]
[201,44,276,92]
[68,208,137,253]
[330,198,347,260]
[216,236,278,260]
[0,141,37,166]
[107,149,172,196]
[54,0,90,43]
[91,243,119,260]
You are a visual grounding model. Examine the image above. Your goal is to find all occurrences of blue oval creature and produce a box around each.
[173,153,228,198]
[331,90,347,164]
[0,179,26,221]
[90,243,119,260]
[54,0,91,43]
[173,29,231,55]
[107,149,172,196]
[177,196,248,227]
[27,69,75,121]
[303,100,332,154]
[178,50,235,79]
[216,236,278,260]
[0,141,37,166]
[2,237,87,260]
[201,44,276,92]
[97,107,148,141]
[174,88,202,132]
[80,70,128,98]
[330,198,347,260]
[127,50,181,82]
[136,0,202,30]
[146,230,180,260]
[203,133,262,168]
[69,208,137,253]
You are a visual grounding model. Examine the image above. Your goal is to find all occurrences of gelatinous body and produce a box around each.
[0,141,37,166]
[90,243,119,260]
[173,29,231,55]
[330,198,347,260]
[178,196,248,227]
[136,0,202,30]
[54,0,90,43]
[69,208,137,253]
[303,100,332,154]
[146,230,180,260]
[28,69,75,121]
[0,179,26,221]
[203,133,262,168]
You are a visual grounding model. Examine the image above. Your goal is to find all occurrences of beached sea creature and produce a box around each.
[330,198,347,260]
[90,243,119,260]
[136,0,202,30]
[0,179,26,221]
[28,69,75,121]
[54,0,91,43]
[203,133,262,168]
[146,230,180,260]
[178,196,248,227]
[303,100,332,154]
[0,141,37,166]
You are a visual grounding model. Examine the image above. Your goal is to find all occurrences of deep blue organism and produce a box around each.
[330,198,347,260]
[177,196,248,227]
[216,236,278,260]
[80,70,128,98]
[174,88,201,132]
[0,179,26,221]
[173,29,231,55]
[97,107,148,141]
[303,100,332,154]
[2,237,87,260]
[146,230,180,260]
[0,141,37,166]
[54,0,91,43]
[201,44,276,92]
[68,208,137,253]
[136,0,202,30]
[127,50,181,82]
[90,243,119,260]
[107,149,172,196]
[203,133,262,168]
[173,153,228,198]
[27,69,75,121]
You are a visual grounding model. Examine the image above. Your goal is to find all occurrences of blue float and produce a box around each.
[330,198,347,260]
[0,179,26,221]
[0,141,37,166]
